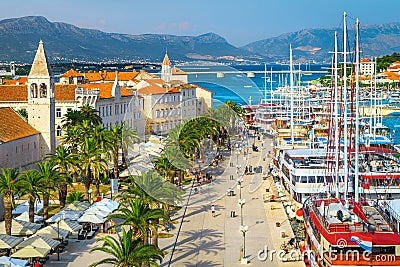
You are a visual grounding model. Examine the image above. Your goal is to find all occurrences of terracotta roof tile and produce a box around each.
[60,69,84,77]
[85,71,138,82]
[0,107,39,142]
[172,67,187,75]
[55,84,79,101]
[0,83,133,102]
[80,83,133,99]
[360,58,371,63]
[1,77,28,85]
[0,85,28,101]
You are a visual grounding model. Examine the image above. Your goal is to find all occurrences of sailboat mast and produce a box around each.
[343,12,349,199]
[355,18,360,203]
[270,67,273,108]
[334,31,340,199]
[374,57,377,138]
[264,63,267,100]
[290,45,295,147]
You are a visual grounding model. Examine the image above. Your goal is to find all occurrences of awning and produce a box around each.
[78,213,106,224]
[46,209,83,223]
[64,201,90,211]
[34,226,69,240]
[11,246,50,258]
[15,212,43,223]
[12,201,43,215]
[0,220,42,236]
[52,219,82,233]
[0,234,23,249]
[0,256,28,267]
[16,236,60,250]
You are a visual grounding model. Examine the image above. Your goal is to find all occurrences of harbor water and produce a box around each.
[181,64,400,145]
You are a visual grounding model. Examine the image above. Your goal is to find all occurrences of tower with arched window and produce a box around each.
[27,40,55,155]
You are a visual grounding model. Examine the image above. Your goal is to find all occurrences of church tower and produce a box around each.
[161,52,172,82]
[27,40,55,155]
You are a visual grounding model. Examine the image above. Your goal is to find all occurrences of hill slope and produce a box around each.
[0,16,255,62]
[242,23,400,62]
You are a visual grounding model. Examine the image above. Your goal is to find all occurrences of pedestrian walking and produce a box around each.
[211,205,216,217]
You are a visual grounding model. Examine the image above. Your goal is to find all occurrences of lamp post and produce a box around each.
[240,225,249,264]
[56,217,61,261]
[237,178,243,200]
[88,189,92,204]
[238,198,246,226]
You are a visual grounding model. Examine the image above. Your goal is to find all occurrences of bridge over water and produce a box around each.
[184,69,328,77]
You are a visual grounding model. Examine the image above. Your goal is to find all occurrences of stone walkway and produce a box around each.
[159,135,305,267]
[46,134,305,266]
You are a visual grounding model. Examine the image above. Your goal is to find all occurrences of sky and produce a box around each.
[1,0,400,46]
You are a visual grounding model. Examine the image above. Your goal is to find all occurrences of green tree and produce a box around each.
[45,145,79,208]
[121,125,139,169]
[19,170,44,223]
[0,168,22,235]
[106,126,123,181]
[89,228,163,267]
[66,192,85,204]
[108,198,168,247]
[80,137,108,198]
[37,161,66,220]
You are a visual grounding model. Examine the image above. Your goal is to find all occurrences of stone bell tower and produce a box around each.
[27,40,55,156]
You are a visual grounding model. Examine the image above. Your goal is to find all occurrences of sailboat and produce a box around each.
[303,13,400,267]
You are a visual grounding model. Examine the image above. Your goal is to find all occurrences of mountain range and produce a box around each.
[0,16,400,63]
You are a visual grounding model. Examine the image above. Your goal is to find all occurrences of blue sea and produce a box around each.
[179,64,400,144]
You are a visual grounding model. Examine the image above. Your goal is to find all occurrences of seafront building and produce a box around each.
[0,41,213,170]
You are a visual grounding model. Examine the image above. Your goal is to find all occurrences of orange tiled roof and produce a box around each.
[0,83,133,102]
[384,71,400,80]
[55,84,79,101]
[80,83,133,99]
[85,71,139,82]
[0,107,39,142]
[60,69,84,77]
[137,80,180,95]
[0,85,28,101]
[360,58,371,63]
[172,67,188,75]
[1,77,28,85]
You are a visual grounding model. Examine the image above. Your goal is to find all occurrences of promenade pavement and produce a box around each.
[159,134,305,267]
[46,133,305,267]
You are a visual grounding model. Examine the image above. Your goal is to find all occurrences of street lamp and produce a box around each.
[88,189,93,204]
[240,225,249,264]
[56,217,62,261]
[238,198,246,226]
[237,178,243,200]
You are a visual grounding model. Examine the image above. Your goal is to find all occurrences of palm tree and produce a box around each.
[0,168,22,235]
[45,146,78,208]
[66,192,85,204]
[37,161,66,220]
[121,125,139,169]
[153,155,174,181]
[80,105,102,126]
[19,170,44,223]
[61,109,83,130]
[106,125,123,181]
[89,228,163,267]
[108,198,168,247]
[80,137,109,198]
